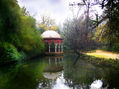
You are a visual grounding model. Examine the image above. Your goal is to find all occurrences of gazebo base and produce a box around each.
[45,52,64,56]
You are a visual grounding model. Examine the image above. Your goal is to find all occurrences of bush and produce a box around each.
[0,42,22,62]
[112,44,119,52]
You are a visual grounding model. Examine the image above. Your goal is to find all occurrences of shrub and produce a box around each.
[0,42,21,62]
[112,44,119,52]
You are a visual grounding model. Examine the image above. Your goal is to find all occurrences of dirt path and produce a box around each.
[86,50,119,59]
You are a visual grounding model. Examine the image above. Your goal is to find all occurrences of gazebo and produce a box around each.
[41,30,63,55]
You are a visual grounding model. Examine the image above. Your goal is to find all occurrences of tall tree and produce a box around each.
[101,0,119,49]
[0,0,45,62]
[38,14,58,33]
[63,16,97,55]
[0,0,21,43]
[69,0,100,30]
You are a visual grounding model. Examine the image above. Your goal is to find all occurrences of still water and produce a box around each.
[0,54,119,89]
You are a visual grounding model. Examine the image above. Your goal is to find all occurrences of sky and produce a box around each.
[18,0,103,25]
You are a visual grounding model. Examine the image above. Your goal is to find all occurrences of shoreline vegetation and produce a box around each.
[83,55,119,69]
[81,53,119,69]
[1,49,119,70]
[65,50,119,69]
[0,54,45,66]
[83,49,119,69]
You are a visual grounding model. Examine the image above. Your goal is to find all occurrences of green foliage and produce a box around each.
[100,0,119,50]
[0,42,21,62]
[50,41,55,49]
[44,42,49,52]
[19,16,45,55]
[38,27,45,34]
[102,0,119,32]
[112,44,119,52]
[91,0,119,52]
[50,41,55,52]
[0,0,21,43]
[0,0,45,63]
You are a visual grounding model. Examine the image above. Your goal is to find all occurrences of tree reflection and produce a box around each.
[63,54,106,88]
[43,56,63,72]
[39,56,64,89]
[0,60,46,89]
[0,55,119,89]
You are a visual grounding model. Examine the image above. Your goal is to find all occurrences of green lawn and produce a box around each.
[85,50,119,59]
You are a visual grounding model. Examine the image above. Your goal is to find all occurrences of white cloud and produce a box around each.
[18,0,103,25]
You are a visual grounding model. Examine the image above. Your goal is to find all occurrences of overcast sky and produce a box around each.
[18,0,103,25]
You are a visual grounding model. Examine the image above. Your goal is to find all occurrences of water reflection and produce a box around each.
[37,56,64,89]
[63,55,101,88]
[43,56,63,72]
[0,54,119,89]
[63,54,119,89]
[53,73,70,89]
[90,80,103,89]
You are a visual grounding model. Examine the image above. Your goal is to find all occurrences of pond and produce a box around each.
[0,54,119,89]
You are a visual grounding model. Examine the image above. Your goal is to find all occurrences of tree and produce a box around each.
[0,0,45,62]
[63,16,97,55]
[19,15,44,55]
[69,0,101,31]
[0,0,21,43]
[38,14,58,33]
[93,0,119,51]
[40,14,55,26]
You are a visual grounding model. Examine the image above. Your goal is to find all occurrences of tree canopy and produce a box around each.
[38,14,59,33]
[0,0,45,63]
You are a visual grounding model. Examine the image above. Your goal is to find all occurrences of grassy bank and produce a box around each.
[85,50,119,59]
[81,53,119,69]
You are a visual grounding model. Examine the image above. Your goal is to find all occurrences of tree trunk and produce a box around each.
[74,49,80,56]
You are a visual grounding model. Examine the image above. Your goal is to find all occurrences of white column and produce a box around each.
[55,57,57,65]
[49,45,50,53]
[62,44,63,52]
[55,44,57,53]
[49,57,51,64]
[58,57,60,63]
[61,44,63,52]
[62,57,63,61]
[58,44,60,52]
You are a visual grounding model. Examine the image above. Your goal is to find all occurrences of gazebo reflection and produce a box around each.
[43,56,63,72]
[37,56,64,89]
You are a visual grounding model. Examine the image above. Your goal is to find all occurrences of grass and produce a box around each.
[86,53,108,58]
[81,54,119,69]
[85,50,119,59]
